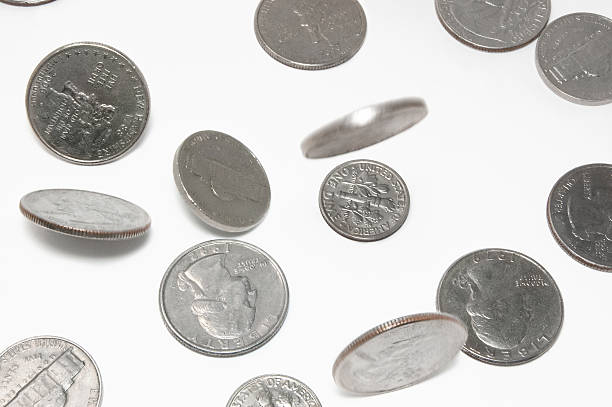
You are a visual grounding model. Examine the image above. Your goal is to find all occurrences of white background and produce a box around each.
[1,0,611,405]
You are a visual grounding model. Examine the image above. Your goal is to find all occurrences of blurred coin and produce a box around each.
[437,249,563,366]
[333,313,467,395]
[173,130,271,233]
[547,164,612,271]
[226,374,321,407]
[302,98,427,158]
[1,0,56,4]
[255,0,366,70]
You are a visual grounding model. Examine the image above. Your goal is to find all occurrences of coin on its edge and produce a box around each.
[1,0,56,5]
[226,374,321,407]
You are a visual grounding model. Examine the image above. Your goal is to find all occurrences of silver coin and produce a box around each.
[26,42,150,165]
[547,164,612,271]
[0,336,102,407]
[1,0,56,5]
[226,374,321,407]
[437,249,564,366]
[436,0,551,52]
[159,240,289,357]
[301,98,428,159]
[254,0,367,70]
[536,13,612,105]
[20,189,151,240]
[333,313,467,395]
[173,131,271,233]
[319,159,409,242]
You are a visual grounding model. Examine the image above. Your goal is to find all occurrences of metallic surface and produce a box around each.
[333,313,467,395]
[1,0,56,5]
[225,375,321,407]
[437,249,563,366]
[159,240,289,357]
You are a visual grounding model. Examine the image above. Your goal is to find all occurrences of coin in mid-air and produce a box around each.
[20,189,151,240]
[435,0,551,52]
[536,13,612,105]
[0,336,102,407]
[547,164,612,271]
[1,0,56,5]
[26,42,150,165]
[226,374,321,407]
[437,249,564,366]
[159,240,289,357]
[319,159,409,242]
[174,131,271,233]
[254,0,367,70]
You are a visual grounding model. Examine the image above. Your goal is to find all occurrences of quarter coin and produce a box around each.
[226,375,321,407]
[1,0,56,5]
[437,249,564,366]
[159,240,289,357]
[332,313,467,395]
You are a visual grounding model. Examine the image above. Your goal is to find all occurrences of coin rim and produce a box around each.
[225,374,321,407]
[1,0,56,5]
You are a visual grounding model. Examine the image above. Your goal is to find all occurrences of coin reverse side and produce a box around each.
[226,375,321,407]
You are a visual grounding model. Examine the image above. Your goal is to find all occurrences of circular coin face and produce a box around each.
[437,249,564,366]
[159,240,289,357]
[319,159,409,242]
[0,336,102,407]
[435,0,551,52]
[333,313,467,395]
[20,189,151,240]
[173,131,271,233]
[26,42,150,165]
[254,0,367,70]
[536,13,612,105]
[226,375,321,407]
[547,164,612,271]
[1,0,56,5]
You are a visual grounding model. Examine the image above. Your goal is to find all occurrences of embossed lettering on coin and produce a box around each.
[226,375,321,407]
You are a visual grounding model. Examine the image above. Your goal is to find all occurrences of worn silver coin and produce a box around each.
[302,98,428,159]
[547,164,612,271]
[226,374,321,407]
[159,240,289,357]
[0,336,102,407]
[319,159,409,242]
[437,249,564,366]
[254,0,367,70]
[26,42,150,165]
[436,0,551,52]
[20,189,151,240]
[1,0,56,5]
[536,13,612,105]
[173,131,271,233]
[333,313,467,395]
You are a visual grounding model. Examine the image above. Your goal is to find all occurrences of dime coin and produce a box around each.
[435,0,551,52]
[547,164,612,271]
[226,375,321,407]
[0,336,102,407]
[1,0,56,5]
[173,131,271,233]
[536,13,612,105]
[319,159,409,242]
[26,42,150,165]
[254,0,367,70]
[333,313,467,395]
[437,249,564,366]
[301,98,428,159]
[159,240,289,357]
[20,189,151,240]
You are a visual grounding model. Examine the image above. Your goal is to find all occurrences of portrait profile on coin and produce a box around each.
[567,189,612,243]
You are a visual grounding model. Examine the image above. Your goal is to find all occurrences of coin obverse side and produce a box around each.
[255,0,367,70]
[547,164,612,271]
[26,42,150,165]
[333,313,467,395]
[226,375,321,407]
[319,159,409,242]
[159,240,289,357]
[1,0,56,5]
[437,249,564,366]
[435,0,551,52]
[20,189,151,240]
[536,13,612,105]
[0,336,102,407]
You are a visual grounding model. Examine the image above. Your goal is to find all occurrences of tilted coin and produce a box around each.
[547,164,612,271]
[226,374,321,407]
[20,189,151,240]
[437,249,564,366]
[319,159,409,242]
[1,0,56,5]
[0,336,102,407]
[436,0,551,52]
[26,42,150,165]
[173,131,271,233]
[159,240,289,357]
[333,313,467,395]
[301,98,428,159]
[536,13,612,105]
[254,0,367,70]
